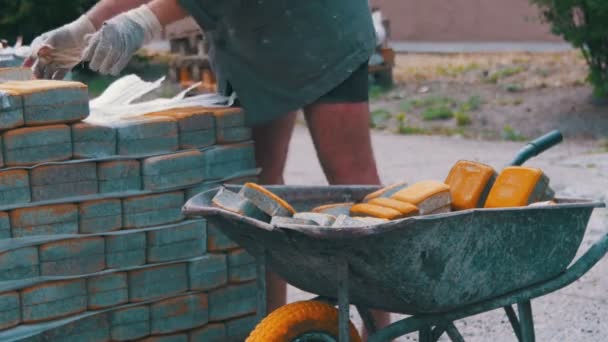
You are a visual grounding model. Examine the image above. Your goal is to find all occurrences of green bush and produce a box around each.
[531,0,608,97]
[0,0,96,44]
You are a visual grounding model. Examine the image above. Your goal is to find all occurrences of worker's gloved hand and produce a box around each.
[82,5,162,76]
[24,16,97,79]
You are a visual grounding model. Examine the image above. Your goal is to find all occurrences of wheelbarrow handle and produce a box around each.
[510,130,563,166]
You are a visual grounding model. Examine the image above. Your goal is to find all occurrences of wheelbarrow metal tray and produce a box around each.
[183,185,603,315]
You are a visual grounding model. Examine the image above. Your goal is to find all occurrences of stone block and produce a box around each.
[188,254,227,291]
[150,293,208,334]
[208,282,257,321]
[142,150,205,191]
[79,199,122,234]
[0,169,30,207]
[87,272,128,310]
[97,160,141,193]
[128,263,188,302]
[0,247,39,281]
[3,124,72,166]
[21,279,87,323]
[30,162,98,201]
[71,122,117,158]
[10,204,78,237]
[146,220,206,263]
[123,192,185,228]
[105,230,147,268]
[39,237,105,276]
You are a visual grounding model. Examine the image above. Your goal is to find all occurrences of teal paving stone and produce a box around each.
[110,305,150,341]
[0,169,31,207]
[225,314,257,342]
[189,323,226,342]
[142,150,205,191]
[128,263,189,302]
[150,293,209,334]
[0,247,39,281]
[211,187,269,222]
[10,204,78,237]
[138,333,188,342]
[208,282,257,321]
[147,220,206,263]
[105,230,146,268]
[228,249,257,283]
[79,199,123,234]
[207,221,239,252]
[203,143,256,180]
[109,305,150,341]
[0,80,88,126]
[0,212,11,239]
[21,279,87,323]
[30,162,98,201]
[113,116,179,156]
[213,108,245,129]
[71,122,117,158]
[0,292,20,330]
[224,175,259,186]
[39,237,105,276]
[0,139,3,168]
[188,254,228,291]
[98,160,142,193]
[180,129,216,149]
[216,127,252,144]
[87,272,128,310]
[40,313,110,342]
[123,192,185,229]
[239,183,294,217]
[0,89,25,130]
[3,124,72,166]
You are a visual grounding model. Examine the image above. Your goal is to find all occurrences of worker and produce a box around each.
[24,0,390,337]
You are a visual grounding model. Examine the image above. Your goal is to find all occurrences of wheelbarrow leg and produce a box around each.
[255,251,267,322]
[419,326,432,342]
[356,305,378,335]
[337,258,350,342]
[518,301,535,342]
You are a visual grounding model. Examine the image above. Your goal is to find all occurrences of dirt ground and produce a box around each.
[369,51,608,144]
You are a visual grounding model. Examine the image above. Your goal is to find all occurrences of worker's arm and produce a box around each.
[87,0,188,29]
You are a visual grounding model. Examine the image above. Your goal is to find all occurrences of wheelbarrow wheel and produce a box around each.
[246,300,362,342]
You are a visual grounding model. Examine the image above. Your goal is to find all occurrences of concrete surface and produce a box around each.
[390,41,574,54]
[284,126,608,341]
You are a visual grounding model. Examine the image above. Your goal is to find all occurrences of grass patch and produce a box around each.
[369,85,392,101]
[485,66,526,84]
[502,125,527,141]
[421,106,454,120]
[455,111,472,126]
[370,109,392,129]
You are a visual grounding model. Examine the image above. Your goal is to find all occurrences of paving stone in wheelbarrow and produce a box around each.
[128,263,189,302]
[21,279,87,323]
[3,124,72,166]
[79,199,122,234]
[444,160,496,210]
[71,122,117,158]
[122,191,185,228]
[10,204,78,237]
[391,180,452,215]
[87,272,128,310]
[142,150,205,191]
[184,181,221,202]
[146,107,216,149]
[110,305,150,341]
[227,248,256,283]
[239,183,296,217]
[0,212,11,239]
[98,160,141,193]
[225,314,257,342]
[350,202,415,220]
[293,212,336,226]
[188,254,228,291]
[362,181,408,202]
[150,293,209,334]
[484,166,555,208]
[146,220,206,263]
[332,215,387,227]
[208,282,257,321]
[30,162,98,201]
[270,216,317,226]
[211,187,269,221]
[0,80,88,126]
[0,247,39,281]
[189,323,226,342]
[105,230,146,268]
[0,169,30,207]
[113,116,178,156]
[39,237,105,276]
[0,292,20,330]
[216,126,252,144]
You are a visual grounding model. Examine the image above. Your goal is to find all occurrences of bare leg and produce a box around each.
[251,111,297,313]
[304,102,390,339]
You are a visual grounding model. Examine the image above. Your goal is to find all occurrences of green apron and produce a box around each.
[177,0,376,126]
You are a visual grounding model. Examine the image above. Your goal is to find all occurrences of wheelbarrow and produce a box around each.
[183,131,607,342]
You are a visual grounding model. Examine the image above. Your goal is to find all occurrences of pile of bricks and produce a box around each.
[0,79,259,341]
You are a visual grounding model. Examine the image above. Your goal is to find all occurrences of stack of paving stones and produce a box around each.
[0,79,260,341]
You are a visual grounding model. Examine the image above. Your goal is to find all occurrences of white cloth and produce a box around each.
[82,5,162,76]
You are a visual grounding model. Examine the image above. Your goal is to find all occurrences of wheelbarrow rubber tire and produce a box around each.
[246,300,362,342]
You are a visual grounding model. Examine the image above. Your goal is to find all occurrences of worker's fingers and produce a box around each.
[32,59,47,79]
[81,33,100,63]
[42,63,57,80]
[51,68,69,80]
[98,47,118,75]
[109,52,131,76]
[22,57,35,68]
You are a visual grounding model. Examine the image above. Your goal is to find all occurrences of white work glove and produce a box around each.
[82,5,162,76]
[25,16,96,79]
